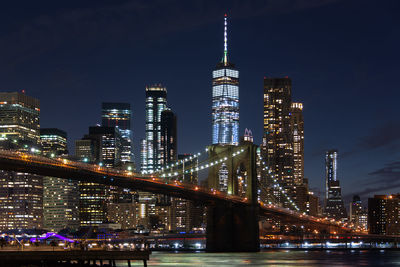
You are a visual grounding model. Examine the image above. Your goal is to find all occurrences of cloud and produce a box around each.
[344,161,400,199]
[342,121,400,157]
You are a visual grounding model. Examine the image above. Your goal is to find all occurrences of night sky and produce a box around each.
[0,0,399,204]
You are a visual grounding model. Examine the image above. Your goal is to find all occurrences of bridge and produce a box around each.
[0,144,355,252]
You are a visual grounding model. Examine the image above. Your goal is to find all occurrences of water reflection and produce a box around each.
[121,250,400,266]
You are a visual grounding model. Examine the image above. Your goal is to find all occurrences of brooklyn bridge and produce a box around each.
[0,144,362,252]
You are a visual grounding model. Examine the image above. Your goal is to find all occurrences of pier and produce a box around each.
[0,250,150,267]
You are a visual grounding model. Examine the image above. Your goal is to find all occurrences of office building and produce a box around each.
[262,77,294,207]
[101,103,133,166]
[41,128,79,232]
[87,126,122,168]
[0,92,43,230]
[0,92,40,146]
[324,150,347,220]
[40,128,68,157]
[75,138,107,226]
[212,15,239,145]
[76,126,123,226]
[141,85,167,173]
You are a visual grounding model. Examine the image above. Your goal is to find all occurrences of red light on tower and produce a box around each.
[224,13,227,17]
[22,89,25,94]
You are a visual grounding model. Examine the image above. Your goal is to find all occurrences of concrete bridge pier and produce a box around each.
[206,203,260,252]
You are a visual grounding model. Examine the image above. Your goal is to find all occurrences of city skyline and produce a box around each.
[0,0,398,204]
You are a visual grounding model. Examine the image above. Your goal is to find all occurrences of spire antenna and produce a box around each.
[223,14,228,65]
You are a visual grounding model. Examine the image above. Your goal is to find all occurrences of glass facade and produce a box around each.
[101,103,133,164]
[142,85,167,173]
[212,15,239,146]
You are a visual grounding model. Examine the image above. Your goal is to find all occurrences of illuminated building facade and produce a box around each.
[76,126,123,226]
[87,126,122,168]
[290,103,304,185]
[141,85,167,173]
[75,138,107,226]
[212,15,239,145]
[106,202,137,230]
[0,92,43,230]
[101,103,133,165]
[41,128,79,232]
[324,150,347,220]
[369,194,400,235]
[262,77,294,207]
[368,195,396,235]
[40,128,68,157]
[0,92,40,146]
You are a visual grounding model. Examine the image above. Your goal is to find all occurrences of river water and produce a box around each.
[124,250,400,266]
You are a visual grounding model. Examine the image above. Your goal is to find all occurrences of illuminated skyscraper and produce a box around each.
[212,15,239,145]
[290,103,304,185]
[41,128,79,232]
[101,103,133,165]
[262,77,294,207]
[324,150,347,220]
[160,109,177,167]
[0,92,42,230]
[141,85,167,173]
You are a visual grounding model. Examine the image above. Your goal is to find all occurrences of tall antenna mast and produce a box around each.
[223,14,228,65]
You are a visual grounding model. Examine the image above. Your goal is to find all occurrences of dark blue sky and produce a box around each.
[0,0,399,204]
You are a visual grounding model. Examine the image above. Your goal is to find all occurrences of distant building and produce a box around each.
[106,201,136,230]
[324,150,347,220]
[101,103,133,166]
[0,92,40,146]
[40,128,68,157]
[240,128,254,144]
[325,180,347,220]
[306,192,320,217]
[290,103,304,186]
[0,92,43,230]
[76,126,123,227]
[87,126,122,168]
[138,84,169,231]
[369,194,400,235]
[212,15,239,146]
[41,128,79,232]
[75,138,107,226]
[160,109,177,167]
[141,85,167,173]
[294,178,309,212]
[349,195,366,230]
[262,77,294,208]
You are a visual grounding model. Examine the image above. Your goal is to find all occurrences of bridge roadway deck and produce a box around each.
[0,149,352,231]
